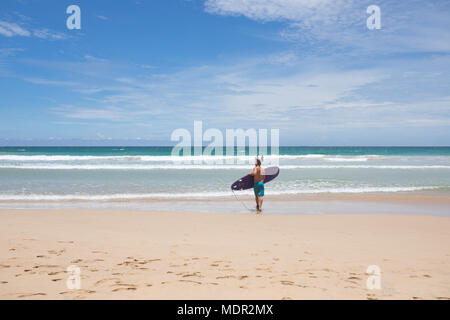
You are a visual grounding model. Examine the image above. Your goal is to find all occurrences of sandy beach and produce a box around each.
[2,0,450,305]
[1,208,449,300]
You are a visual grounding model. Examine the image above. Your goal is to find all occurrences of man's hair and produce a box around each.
[256,159,261,166]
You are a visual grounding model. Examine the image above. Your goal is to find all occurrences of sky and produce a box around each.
[0,0,449,146]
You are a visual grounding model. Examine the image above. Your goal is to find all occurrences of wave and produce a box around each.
[0,186,441,201]
[0,164,449,170]
[0,154,387,162]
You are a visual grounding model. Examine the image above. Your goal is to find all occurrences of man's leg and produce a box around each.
[258,196,263,212]
[255,195,259,211]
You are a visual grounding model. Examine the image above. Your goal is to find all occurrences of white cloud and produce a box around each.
[0,20,68,40]
[24,78,80,87]
[51,105,127,121]
[33,28,66,40]
[205,0,450,54]
[217,69,388,119]
[0,21,30,37]
[16,36,449,144]
[32,51,446,132]
[84,54,108,63]
[204,0,350,22]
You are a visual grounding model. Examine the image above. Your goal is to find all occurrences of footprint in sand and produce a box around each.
[71,259,83,263]
[111,282,137,287]
[179,279,202,285]
[118,258,161,268]
[48,249,66,256]
[18,293,46,298]
[41,264,60,268]
[182,272,202,278]
[256,267,271,271]
[112,287,137,292]
[145,259,161,263]
[170,263,188,268]
[280,280,294,286]
[95,278,120,286]
[216,275,235,279]
[60,289,95,295]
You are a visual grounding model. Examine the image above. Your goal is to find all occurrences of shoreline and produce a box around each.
[0,192,449,216]
[1,191,449,203]
[0,209,449,300]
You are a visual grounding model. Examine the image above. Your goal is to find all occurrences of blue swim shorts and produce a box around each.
[253,181,264,197]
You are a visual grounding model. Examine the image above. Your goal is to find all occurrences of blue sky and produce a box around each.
[0,0,449,146]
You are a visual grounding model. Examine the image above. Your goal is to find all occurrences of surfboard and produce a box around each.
[231,166,280,191]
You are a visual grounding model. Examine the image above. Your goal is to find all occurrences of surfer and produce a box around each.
[249,158,265,213]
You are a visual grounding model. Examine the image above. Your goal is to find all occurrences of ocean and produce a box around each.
[0,147,449,204]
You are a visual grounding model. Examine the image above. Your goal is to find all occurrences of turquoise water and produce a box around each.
[0,146,449,201]
[1,146,450,156]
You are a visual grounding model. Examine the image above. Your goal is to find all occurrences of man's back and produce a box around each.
[253,166,265,182]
